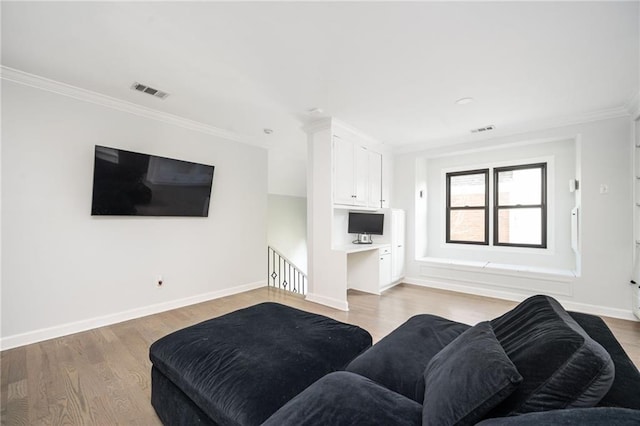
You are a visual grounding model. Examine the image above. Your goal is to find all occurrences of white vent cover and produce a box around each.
[130,82,169,100]
[471,125,495,133]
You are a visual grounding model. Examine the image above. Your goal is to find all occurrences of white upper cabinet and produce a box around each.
[333,136,357,205]
[333,135,383,209]
[368,151,382,209]
[354,144,369,206]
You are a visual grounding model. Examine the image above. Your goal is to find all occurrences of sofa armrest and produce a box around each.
[569,311,640,409]
[262,372,421,426]
[476,407,640,425]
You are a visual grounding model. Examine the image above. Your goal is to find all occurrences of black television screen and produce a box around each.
[348,212,384,235]
[91,145,214,217]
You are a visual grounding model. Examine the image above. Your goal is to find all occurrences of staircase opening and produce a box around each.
[268,246,307,295]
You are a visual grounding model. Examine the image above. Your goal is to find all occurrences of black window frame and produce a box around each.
[493,163,547,249]
[445,169,490,245]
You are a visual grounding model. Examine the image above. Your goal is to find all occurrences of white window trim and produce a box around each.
[440,155,555,253]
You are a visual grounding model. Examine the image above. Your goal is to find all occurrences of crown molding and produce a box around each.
[304,116,380,143]
[303,116,388,156]
[626,91,640,120]
[0,66,261,147]
[395,105,632,155]
[302,117,333,134]
[330,117,380,145]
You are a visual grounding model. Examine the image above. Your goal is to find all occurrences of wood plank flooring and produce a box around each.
[1,284,639,425]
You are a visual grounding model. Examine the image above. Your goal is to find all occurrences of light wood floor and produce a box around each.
[2,284,639,425]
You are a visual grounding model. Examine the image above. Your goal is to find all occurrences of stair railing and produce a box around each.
[267,246,307,295]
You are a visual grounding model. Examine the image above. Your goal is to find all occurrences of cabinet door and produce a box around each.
[333,137,355,205]
[368,151,382,208]
[379,253,392,288]
[353,145,368,206]
[392,210,406,281]
[381,152,391,208]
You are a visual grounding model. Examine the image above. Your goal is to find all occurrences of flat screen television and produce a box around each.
[348,212,384,235]
[91,145,215,217]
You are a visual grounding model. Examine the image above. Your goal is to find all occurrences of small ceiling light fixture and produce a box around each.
[455,97,474,105]
[263,128,274,135]
[307,107,324,115]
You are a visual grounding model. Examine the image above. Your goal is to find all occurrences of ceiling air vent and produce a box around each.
[130,82,169,100]
[471,125,495,134]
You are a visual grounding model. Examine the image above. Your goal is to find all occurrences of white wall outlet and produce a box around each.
[157,275,164,288]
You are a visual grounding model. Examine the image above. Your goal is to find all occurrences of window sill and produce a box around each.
[417,256,577,282]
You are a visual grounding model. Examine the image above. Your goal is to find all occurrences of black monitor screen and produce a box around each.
[91,146,214,217]
[348,212,384,235]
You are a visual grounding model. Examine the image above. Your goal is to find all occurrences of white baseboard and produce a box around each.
[559,300,638,322]
[404,277,639,322]
[405,276,530,303]
[380,278,403,293]
[0,280,266,350]
[305,292,349,311]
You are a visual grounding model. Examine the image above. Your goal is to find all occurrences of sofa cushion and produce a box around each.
[489,295,615,416]
[423,321,522,426]
[345,314,470,403]
[262,371,422,426]
[475,407,640,425]
[149,302,372,426]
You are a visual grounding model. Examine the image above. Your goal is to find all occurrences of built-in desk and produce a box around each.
[334,243,391,295]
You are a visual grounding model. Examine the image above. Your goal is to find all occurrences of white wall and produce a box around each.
[394,116,636,318]
[422,138,576,270]
[267,194,307,273]
[1,80,268,346]
[268,147,307,197]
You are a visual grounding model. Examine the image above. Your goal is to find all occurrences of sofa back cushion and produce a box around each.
[489,295,614,416]
[345,314,470,403]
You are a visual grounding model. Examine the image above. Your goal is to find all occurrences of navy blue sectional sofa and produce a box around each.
[150,295,640,425]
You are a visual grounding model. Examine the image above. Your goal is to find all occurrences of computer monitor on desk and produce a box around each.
[348,212,384,244]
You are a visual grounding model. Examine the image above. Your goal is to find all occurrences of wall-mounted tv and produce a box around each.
[91,145,215,217]
[348,212,384,235]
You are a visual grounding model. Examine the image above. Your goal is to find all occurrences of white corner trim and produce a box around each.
[404,277,638,322]
[330,118,380,145]
[0,66,262,147]
[303,117,381,147]
[626,91,640,120]
[0,280,266,351]
[303,117,333,134]
[305,292,349,311]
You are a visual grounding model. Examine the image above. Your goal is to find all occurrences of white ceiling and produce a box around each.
[2,1,639,153]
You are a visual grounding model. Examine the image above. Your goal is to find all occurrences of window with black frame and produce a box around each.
[446,169,489,245]
[493,163,547,248]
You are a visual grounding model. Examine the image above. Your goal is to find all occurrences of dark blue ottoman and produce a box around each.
[149,302,372,426]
